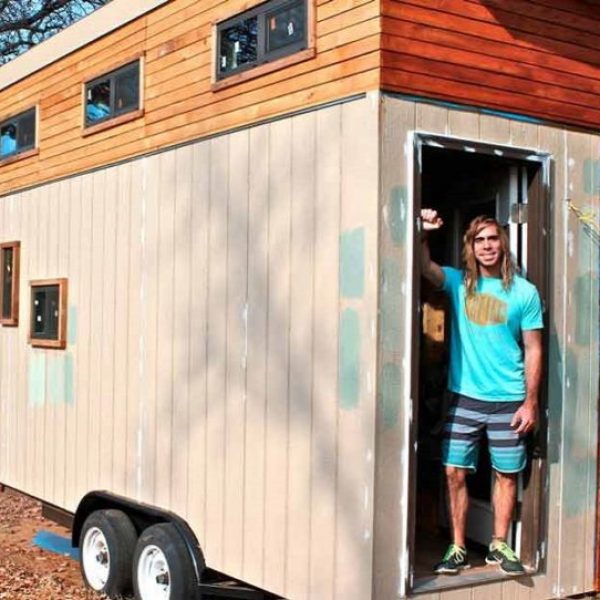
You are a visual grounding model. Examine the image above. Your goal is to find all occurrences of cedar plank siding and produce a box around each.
[0,0,380,196]
[1,0,599,197]
[382,0,600,131]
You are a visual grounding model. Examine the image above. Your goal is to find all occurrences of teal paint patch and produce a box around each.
[339,309,360,409]
[388,186,407,246]
[28,352,46,406]
[48,355,65,406]
[65,353,75,405]
[583,159,600,195]
[575,273,594,345]
[46,354,76,406]
[561,354,590,517]
[546,332,563,466]
[381,257,402,354]
[67,306,77,345]
[340,228,365,298]
[379,363,401,427]
[575,228,598,345]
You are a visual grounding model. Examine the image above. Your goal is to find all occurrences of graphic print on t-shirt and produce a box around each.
[465,293,507,326]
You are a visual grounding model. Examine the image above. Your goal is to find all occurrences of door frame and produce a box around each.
[408,132,552,592]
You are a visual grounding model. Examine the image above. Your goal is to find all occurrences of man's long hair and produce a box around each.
[462,215,515,297]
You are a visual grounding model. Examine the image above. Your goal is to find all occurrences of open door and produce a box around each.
[409,134,551,593]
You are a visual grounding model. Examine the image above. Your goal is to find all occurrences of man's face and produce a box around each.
[473,223,503,269]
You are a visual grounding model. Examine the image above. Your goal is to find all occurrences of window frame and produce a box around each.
[0,241,20,326]
[83,58,143,132]
[29,278,68,349]
[0,108,37,162]
[215,0,311,83]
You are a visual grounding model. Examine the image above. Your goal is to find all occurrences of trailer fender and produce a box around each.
[72,491,206,585]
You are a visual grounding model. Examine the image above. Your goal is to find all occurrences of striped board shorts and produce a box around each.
[441,393,527,474]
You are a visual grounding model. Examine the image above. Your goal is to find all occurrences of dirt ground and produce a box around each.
[0,487,105,600]
[0,488,253,600]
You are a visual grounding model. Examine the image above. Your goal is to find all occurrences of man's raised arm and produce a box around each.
[421,208,445,288]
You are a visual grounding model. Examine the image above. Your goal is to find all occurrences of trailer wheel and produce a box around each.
[133,523,197,600]
[79,509,137,598]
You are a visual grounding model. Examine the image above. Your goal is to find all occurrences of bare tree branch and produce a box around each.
[0,0,110,64]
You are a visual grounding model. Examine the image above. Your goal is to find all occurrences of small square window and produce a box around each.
[29,279,68,349]
[0,109,36,159]
[217,0,307,80]
[0,241,20,326]
[85,61,140,127]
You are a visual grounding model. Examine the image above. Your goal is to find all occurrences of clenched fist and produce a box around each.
[421,208,444,231]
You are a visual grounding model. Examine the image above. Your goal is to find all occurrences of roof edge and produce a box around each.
[0,0,169,93]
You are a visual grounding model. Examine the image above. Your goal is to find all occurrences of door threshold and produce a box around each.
[411,564,536,595]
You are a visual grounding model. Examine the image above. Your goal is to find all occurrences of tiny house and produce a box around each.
[0,1,597,599]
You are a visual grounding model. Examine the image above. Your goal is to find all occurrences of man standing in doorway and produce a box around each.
[420,208,543,576]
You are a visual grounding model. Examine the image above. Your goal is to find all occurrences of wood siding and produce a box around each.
[0,0,380,197]
[0,95,380,600]
[0,0,599,201]
[375,94,600,600]
[382,0,600,132]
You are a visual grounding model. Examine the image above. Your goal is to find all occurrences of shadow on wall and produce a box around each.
[125,100,376,598]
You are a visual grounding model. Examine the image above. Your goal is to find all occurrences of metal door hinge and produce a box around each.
[510,204,528,224]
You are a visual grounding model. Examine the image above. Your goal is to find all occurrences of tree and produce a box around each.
[0,0,110,65]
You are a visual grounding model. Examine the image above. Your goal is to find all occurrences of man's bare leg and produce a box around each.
[434,466,471,573]
[488,470,525,574]
[492,471,517,540]
[446,466,469,546]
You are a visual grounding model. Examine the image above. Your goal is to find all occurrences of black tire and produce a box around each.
[79,509,138,598]
[133,522,197,600]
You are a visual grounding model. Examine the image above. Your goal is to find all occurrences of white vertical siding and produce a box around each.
[0,94,380,600]
[374,95,416,600]
[308,104,342,600]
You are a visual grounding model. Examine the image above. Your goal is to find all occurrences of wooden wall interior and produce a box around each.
[0,96,380,600]
[376,95,600,600]
[0,0,380,197]
[382,0,600,132]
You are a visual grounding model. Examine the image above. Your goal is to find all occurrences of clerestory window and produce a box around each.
[85,60,141,127]
[0,109,36,160]
[217,0,307,80]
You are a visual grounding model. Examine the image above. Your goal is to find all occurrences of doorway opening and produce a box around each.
[410,135,550,592]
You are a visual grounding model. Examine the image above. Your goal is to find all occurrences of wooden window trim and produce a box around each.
[212,0,315,88]
[29,278,68,350]
[212,47,315,91]
[81,108,144,137]
[0,147,39,168]
[0,241,20,326]
[82,56,144,132]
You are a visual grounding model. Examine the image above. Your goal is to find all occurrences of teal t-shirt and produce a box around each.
[441,267,543,401]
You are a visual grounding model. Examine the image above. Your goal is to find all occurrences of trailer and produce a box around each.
[0,1,597,599]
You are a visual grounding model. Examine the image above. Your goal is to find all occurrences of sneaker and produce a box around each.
[485,540,525,575]
[433,544,471,574]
